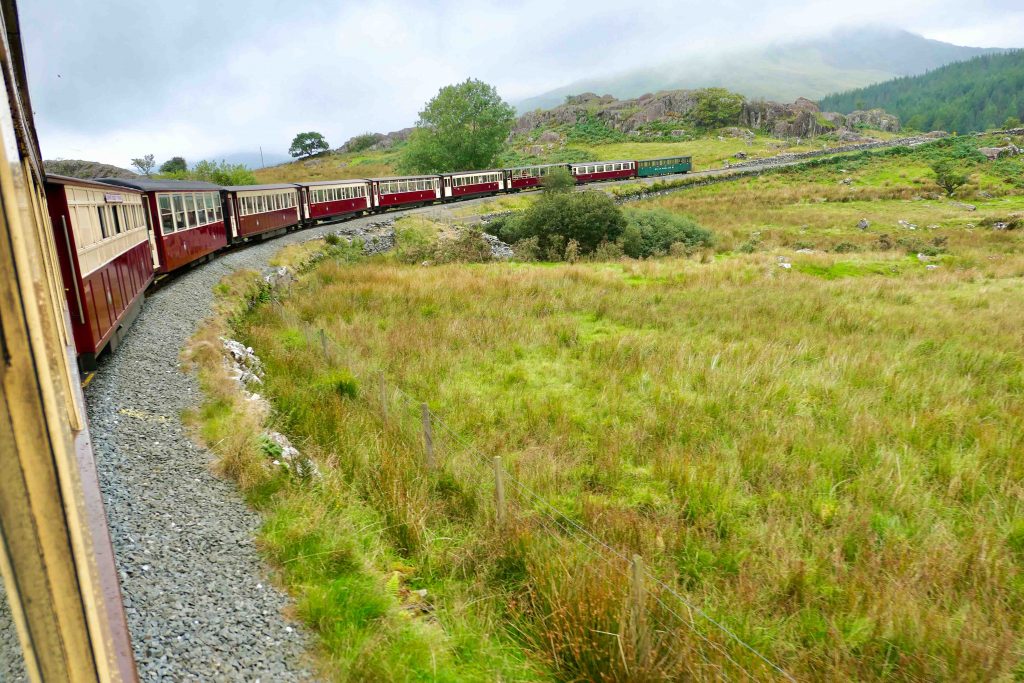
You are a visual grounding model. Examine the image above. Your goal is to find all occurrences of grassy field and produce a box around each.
[190,135,1024,681]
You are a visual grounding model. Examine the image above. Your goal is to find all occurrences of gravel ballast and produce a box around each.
[82,216,387,680]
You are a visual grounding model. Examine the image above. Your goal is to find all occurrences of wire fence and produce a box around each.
[315,328,794,681]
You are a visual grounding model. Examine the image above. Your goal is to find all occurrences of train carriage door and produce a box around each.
[145,193,161,270]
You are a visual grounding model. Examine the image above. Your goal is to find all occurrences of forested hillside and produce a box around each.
[821,50,1024,132]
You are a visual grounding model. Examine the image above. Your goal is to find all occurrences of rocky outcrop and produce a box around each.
[515,89,901,141]
[336,128,413,153]
[846,109,901,132]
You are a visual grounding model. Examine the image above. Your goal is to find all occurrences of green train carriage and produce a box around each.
[636,156,693,177]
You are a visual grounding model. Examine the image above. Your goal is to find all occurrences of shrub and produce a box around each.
[619,208,713,258]
[832,242,860,253]
[324,233,341,246]
[511,236,540,261]
[511,191,626,257]
[433,228,493,263]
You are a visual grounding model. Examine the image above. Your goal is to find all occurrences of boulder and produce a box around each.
[846,109,901,132]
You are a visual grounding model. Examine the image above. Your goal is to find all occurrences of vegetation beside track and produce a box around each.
[190,136,1024,681]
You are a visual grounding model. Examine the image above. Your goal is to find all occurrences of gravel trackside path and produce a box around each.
[80,217,380,681]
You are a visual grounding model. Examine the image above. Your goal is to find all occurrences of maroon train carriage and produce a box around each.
[223,184,302,241]
[371,175,442,209]
[507,163,567,191]
[569,160,637,183]
[299,179,372,222]
[441,169,506,199]
[46,175,155,369]
[99,178,226,274]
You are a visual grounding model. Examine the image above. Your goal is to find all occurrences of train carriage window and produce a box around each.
[111,206,122,234]
[172,194,187,231]
[196,196,208,225]
[184,194,197,228]
[158,196,174,234]
[96,207,109,238]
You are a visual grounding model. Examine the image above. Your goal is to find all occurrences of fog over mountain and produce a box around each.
[516,27,1007,112]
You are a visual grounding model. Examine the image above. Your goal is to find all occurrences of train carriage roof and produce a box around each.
[97,178,222,192]
[569,160,634,166]
[46,174,144,193]
[296,178,371,187]
[368,175,442,181]
[222,183,300,192]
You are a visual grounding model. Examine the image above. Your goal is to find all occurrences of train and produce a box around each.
[47,155,693,369]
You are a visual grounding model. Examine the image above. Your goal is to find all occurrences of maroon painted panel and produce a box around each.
[237,208,301,237]
[377,189,437,207]
[452,182,499,197]
[74,240,154,355]
[157,221,228,273]
[510,177,542,189]
[573,169,636,183]
[309,197,369,219]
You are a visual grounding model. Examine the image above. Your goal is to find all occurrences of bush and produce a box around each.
[930,160,970,196]
[619,208,713,258]
[542,166,575,194]
[433,228,493,263]
[510,191,626,257]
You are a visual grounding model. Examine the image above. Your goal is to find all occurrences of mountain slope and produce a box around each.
[820,50,1024,133]
[44,159,138,180]
[517,27,1006,112]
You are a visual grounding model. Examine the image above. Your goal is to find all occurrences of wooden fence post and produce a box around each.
[493,456,506,524]
[420,403,434,469]
[379,373,388,424]
[630,554,650,668]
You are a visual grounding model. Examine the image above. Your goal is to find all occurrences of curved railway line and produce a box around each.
[0,135,949,680]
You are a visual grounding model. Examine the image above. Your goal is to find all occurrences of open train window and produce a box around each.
[111,206,122,234]
[96,206,109,238]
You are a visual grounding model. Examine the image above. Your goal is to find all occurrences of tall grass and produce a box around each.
[231,245,1024,680]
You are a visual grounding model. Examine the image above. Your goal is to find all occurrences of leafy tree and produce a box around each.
[401,79,516,173]
[542,166,576,193]
[289,132,330,158]
[131,154,155,176]
[1004,116,1023,129]
[505,191,625,257]
[687,88,745,129]
[620,208,713,258]
[930,160,969,196]
[159,156,187,173]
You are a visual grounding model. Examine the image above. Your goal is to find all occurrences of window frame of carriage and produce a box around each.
[157,191,223,235]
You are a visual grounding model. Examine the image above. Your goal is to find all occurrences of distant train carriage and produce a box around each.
[569,160,637,183]
[371,175,441,209]
[636,156,692,177]
[506,163,567,191]
[223,184,302,241]
[99,178,226,274]
[441,170,505,199]
[46,175,155,368]
[299,179,372,222]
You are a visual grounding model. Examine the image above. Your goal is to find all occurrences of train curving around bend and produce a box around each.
[49,154,692,369]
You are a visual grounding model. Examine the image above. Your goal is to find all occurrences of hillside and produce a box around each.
[820,50,1024,133]
[44,159,138,180]
[517,27,1006,112]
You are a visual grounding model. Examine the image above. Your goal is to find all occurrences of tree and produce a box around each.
[1004,116,1022,129]
[687,88,745,129]
[542,166,575,194]
[401,79,516,173]
[289,132,330,158]
[930,160,969,197]
[159,156,187,173]
[131,154,155,176]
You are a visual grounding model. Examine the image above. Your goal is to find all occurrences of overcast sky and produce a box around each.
[21,0,1024,168]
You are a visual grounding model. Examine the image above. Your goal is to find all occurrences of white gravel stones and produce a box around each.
[79,216,382,680]
[480,232,514,260]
